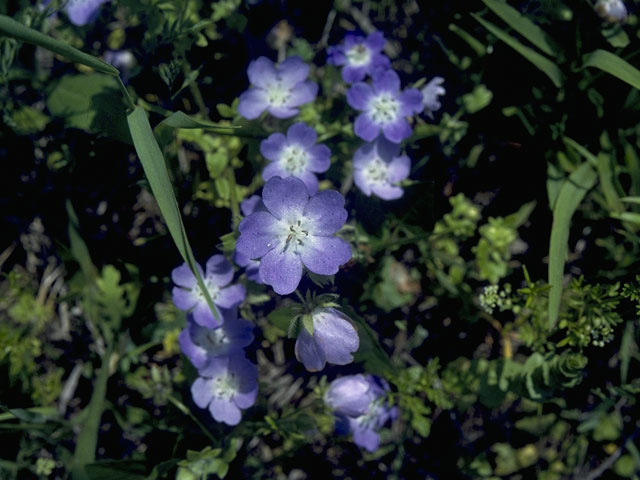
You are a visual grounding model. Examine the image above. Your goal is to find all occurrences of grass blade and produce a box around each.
[472,13,563,87]
[482,0,557,57]
[547,162,597,329]
[0,14,117,76]
[126,107,220,323]
[583,49,640,90]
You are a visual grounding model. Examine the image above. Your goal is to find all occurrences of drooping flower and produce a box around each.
[326,374,397,452]
[295,308,359,372]
[595,0,627,22]
[327,31,391,83]
[238,56,318,120]
[172,255,246,328]
[353,137,410,200]
[421,76,445,119]
[236,176,352,295]
[63,0,110,26]
[347,69,423,143]
[191,354,258,426]
[260,122,331,195]
[179,311,255,369]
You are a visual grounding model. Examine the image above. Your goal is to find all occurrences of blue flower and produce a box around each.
[347,69,423,143]
[172,255,246,328]
[238,56,318,119]
[64,0,110,26]
[260,122,331,195]
[234,196,266,283]
[353,137,410,200]
[179,310,255,369]
[326,374,397,452]
[327,31,391,83]
[191,354,258,426]
[595,0,627,22]
[421,76,445,119]
[235,176,352,295]
[295,308,359,372]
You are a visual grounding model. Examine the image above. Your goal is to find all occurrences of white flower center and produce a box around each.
[368,93,400,125]
[195,279,220,302]
[194,326,229,350]
[346,44,371,67]
[265,82,292,107]
[275,217,311,254]
[363,157,389,185]
[213,373,237,399]
[280,145,309,175]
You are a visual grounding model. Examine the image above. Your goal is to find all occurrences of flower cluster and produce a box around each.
[325,374,397,451]
[328,32,445,200]
[172,256,257,426]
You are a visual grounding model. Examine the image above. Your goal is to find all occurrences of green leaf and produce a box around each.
[462,84,493,113]
[126,107,220,325]
[472,13,563,87]
[11,105,49,134]
[47,73,131,143]
[66,200,99,281]
[547,162,598,329]
[596,152,623,213]
[482,0,557,57]
[583,49,640,90]
[0,15,118,75]
[84,460,146,480]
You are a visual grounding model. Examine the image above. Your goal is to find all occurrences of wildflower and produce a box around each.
[421,76,445,119]
[353,137,410,200]
[191,354,258,426]
[295,308,359,371]
[104,51,137,80]
[347,69,423,143]
[327,31,391,83]
[595,0,627,22]
[326,374,397,452]
[63,0,110,26]
[172,255,246,328]
[238,56,318,119]
[179,311,255,369]
[236,176,351,295]
[260,122,331,195]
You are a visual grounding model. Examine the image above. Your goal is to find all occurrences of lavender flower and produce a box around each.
[326,375,397,452]
[236,176,352,295]
[238,56,318,119]
[64,0,110,26]
[595,0,627,22]
[191,354,258,426]
[260,122,331,195]
[421,76,445,119]
[353,137,410,200]
[347,69,423,143]
[234,196,266,283]
[179,311,255,369]
[104,51,136,80]
[172,255,246,328]
[327,31,391,83]
[295,308,359,372]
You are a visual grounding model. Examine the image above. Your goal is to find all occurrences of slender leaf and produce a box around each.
[126,107,220,323]
[547,162,597,329]
[482,0,556,57]
[596,153,624,213]
[66,200,99,281]
[563,136,598,166]
[583,49,640,90]
[611,211,640,224]
[472,13,563,87]
[0,15,117,75]
[621,196,640,205]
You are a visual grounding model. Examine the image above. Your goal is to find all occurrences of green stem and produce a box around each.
[167,394,216,444]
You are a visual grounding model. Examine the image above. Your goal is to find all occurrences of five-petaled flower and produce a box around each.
[179,311,255,369]
[172,255,246,328]
[327,31,391,83]
[238,56,318,119]
[235,176,352,295]
[353,137,410,200]
[260,122,331,195]
[326,374,397,452]
[295,308,359,372]
[191,354,258,426]
[421,76,445,119]
[347,69,423,143]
